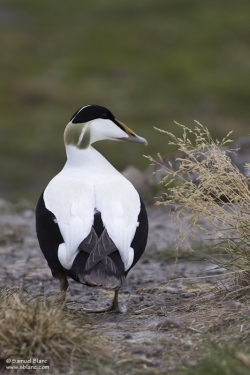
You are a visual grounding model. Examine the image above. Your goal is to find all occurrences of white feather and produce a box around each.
[95,176,140,270]
[44,173,95,269]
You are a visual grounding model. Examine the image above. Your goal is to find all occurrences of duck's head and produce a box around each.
[64,104,147,149]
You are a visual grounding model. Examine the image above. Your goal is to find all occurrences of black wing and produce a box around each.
[36,192,66,280]
[125,197,148,276]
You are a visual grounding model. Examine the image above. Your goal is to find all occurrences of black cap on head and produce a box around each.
[70,105,115,124]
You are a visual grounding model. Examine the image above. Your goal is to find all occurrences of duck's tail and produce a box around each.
[69,228,125,289]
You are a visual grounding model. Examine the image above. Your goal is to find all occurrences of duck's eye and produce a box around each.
[101,113,108,119]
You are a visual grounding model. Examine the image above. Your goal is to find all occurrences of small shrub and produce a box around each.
[146,122,250,296]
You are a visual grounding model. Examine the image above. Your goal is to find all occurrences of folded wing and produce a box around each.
[44,173,95,269]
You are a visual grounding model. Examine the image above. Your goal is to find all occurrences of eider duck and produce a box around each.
[36,105,148,312]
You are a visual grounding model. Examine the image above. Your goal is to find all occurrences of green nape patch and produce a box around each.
[64,122,85,147]
[185,346,250,375]
[64,122,91,149]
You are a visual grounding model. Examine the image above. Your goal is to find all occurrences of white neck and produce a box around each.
[63,145,119,175]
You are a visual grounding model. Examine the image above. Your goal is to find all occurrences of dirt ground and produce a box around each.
[0,199,248,374]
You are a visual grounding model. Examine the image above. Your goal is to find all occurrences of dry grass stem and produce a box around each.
[146,122,250,296]
[0,287,112,373]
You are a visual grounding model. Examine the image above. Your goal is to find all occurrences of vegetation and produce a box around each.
[183,306,250,375]
[0,287,113,374]
[186,346,250,375]
[0,286,161,375]
[147,122,250,294]
[1,0,250,200]
[146,123,250,374]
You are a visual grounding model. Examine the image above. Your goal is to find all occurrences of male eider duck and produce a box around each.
[36,104,148,312]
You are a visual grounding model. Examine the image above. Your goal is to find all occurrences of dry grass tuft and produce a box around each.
[0,287,111,374]
[146,122,250,297]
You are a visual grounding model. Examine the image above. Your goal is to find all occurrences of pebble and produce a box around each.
[148,360,161,367]
[223,300,243,310]
[146,318,182,330]
[124,333,132,339]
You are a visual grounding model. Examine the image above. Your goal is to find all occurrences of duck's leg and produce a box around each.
[82,289,127,313]
[58,277,69,306]
[60,276,69,291]
[106,289,126,313]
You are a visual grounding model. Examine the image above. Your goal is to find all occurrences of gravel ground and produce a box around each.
[0,198,229,373]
